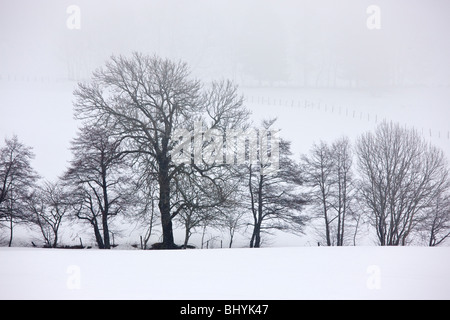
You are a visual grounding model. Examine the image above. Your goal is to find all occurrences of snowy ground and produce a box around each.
[1,246,449,300]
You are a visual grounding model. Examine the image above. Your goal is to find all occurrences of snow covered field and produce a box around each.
[1,246,449,300]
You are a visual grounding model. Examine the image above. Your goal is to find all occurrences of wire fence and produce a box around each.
[1,74,449,141]
[0,73,87,84]
[244,95,450,141]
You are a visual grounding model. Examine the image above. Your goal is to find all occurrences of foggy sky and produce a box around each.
[1,0,450,181]
[1,0,450,84]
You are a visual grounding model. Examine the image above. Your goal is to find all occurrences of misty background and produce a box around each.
[1,0,450,246]
[2,0,450,85]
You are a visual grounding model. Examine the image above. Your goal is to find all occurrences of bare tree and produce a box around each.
[26,181,70,248]
[331,138,354,246]
[63,125,131,249]
[132,168,160,250]
[301,141,335,246]
[0,136,39,246]
[73,53,250,248]
[301,138,355,246]
[419,191,450,246]
[356,122,449,246]
[245,119,306,248]
[138,187,159,250]
[174,164,233,249]
[177,207,214,249]
[218,198,246,248]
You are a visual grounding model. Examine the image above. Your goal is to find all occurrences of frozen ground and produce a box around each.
[0,246,449,300]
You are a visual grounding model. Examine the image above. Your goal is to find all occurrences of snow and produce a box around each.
[1,246,449,300]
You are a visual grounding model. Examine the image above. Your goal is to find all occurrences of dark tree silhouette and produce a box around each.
[301,137,355,246]
[63,125,131,249]
[0,136,39,246]
[26,181,70,248]
[73,53,250,248]
[245,120,306,248]
[356,122,449,246]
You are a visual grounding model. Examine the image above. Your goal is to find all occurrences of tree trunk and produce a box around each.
[201,224,207,249]
[159,187,174,249]
[250,222,262,248]
[92,219,105,249]
[250,230,255,248]
[102,213,110,249]
[52,232,58,248]
[101,166,111,249]
[158,155,176,249]
[336,177,342,246]
[183,216,191,249]
[428,221,436,247]
[319,164,332,246]
[144,194,156,249]
[322,197,331,246]
[337,211,341,246]
[8,215,13,247]
[229,230,234,248]
[183,231,190,249]
[254,174,264,248]
[254,225,261,248]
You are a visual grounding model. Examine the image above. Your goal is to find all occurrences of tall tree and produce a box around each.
[356,122,449,246]
[218,188,247,249]
[330,138,354,246]
[131,163,160,250]
[73,53,250,248]
[175,159,243,249]
[245,119,306,248]
[301,141,335,246]
[0,136,39,246]
[301,138,355,246]
[63,125,131,249]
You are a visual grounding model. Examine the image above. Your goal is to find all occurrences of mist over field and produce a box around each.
[1,0,450,248]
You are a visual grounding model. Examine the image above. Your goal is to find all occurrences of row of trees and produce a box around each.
[301,124,450,247]
[1,54,449,248]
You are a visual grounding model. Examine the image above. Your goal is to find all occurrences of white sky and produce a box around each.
[1,0,450,181]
